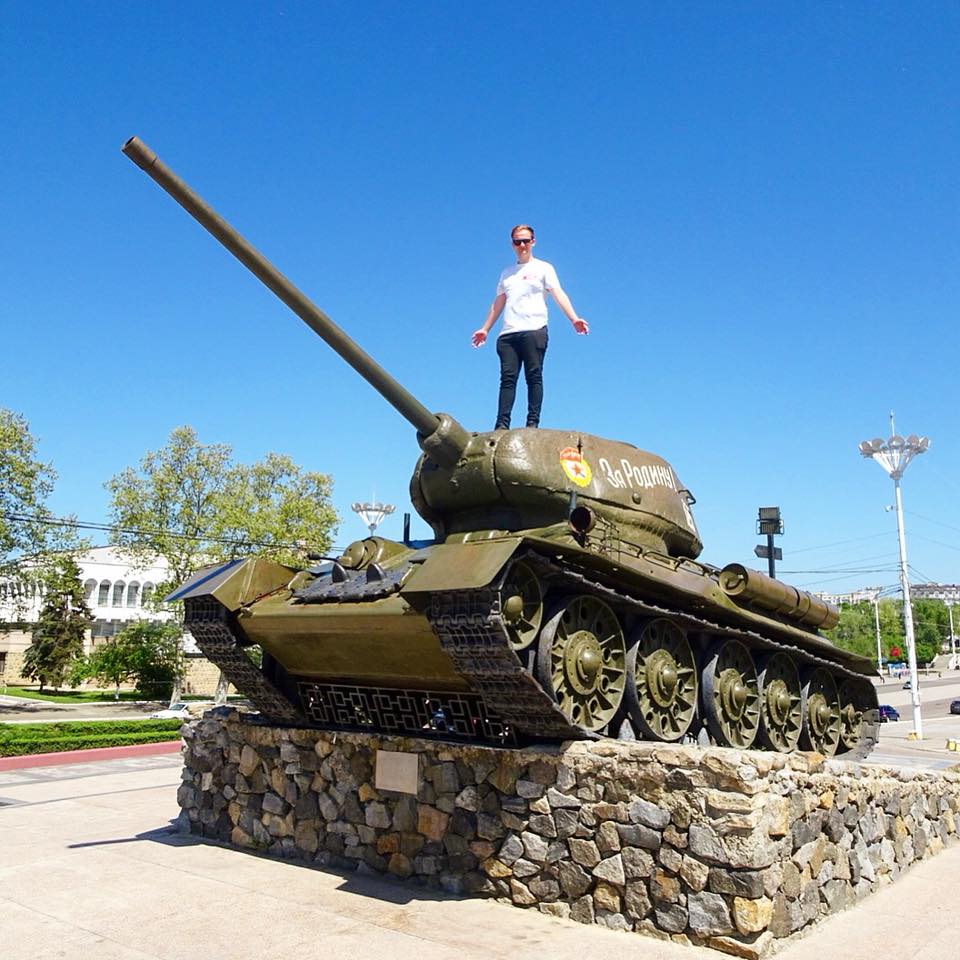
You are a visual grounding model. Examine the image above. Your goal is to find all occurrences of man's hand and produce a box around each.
[572,318,590,335]
[472,329,488,347]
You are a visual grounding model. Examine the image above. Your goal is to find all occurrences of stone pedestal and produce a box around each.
[178,709,960,957]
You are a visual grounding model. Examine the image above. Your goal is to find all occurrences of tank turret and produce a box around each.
[125,137,879,759]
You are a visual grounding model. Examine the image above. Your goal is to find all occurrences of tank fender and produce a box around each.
[400,538,523,595]
[165,557,296,612]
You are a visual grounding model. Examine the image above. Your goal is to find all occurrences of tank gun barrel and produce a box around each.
[121,136,441,440]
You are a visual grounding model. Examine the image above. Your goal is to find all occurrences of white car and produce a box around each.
[150,702,191,720]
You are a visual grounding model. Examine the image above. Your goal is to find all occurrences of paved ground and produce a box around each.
[0,695,170,723]
[1,750,958,960]
[867,673,960,771]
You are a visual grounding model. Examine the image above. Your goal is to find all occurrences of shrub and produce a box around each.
[0,719,183,756]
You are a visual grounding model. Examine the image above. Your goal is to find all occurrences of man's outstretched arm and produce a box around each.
[550,286,589,334]
[472,292,506,347]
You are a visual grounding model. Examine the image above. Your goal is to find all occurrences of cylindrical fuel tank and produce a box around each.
[718,563,839,630]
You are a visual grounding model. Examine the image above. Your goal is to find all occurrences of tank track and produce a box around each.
[428,551,879,759]
[428,586,588,741]
[184,597,308,725]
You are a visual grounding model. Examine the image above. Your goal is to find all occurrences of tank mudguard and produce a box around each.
[400,538,523,595]
[165,557,295,612]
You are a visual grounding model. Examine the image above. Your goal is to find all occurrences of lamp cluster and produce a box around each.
[351,501,396,536]
[858,434,930,480]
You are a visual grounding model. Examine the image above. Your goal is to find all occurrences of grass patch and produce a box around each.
[0,687,222,704]
[1,687,153,703]
[0,718,183,757]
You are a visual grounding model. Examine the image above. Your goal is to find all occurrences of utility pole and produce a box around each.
[859,414,929,739]
[871,592,883,677]
[947,600,957,668]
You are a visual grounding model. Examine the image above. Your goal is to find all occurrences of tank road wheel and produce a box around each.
[837,677,874,754]
[626,619,698,742]
[702,640,760,748]
[537,595,626,733]
[757,652,803,753]
[500,560,544,651]
[799,668,841,756]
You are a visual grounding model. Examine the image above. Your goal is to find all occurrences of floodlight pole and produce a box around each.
[351,500,395,536]
[891,475,922,736]
[858,415,929,739]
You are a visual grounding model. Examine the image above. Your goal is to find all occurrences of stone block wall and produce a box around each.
[0,630,30,685]
[178,709,960,957]
[182,656,229,696]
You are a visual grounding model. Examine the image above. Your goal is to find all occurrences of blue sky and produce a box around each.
[3,2,957,593]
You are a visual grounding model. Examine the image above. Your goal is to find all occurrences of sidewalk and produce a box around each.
[1,753,958,960]
[0,739,181,772]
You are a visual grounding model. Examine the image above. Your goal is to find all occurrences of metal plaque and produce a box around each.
[375,750,419,794]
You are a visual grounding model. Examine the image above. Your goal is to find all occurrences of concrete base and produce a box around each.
[179,709,960,957]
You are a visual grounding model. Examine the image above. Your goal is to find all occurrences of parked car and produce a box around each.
[878,704,900,722]
[150,701,190,720]
[950,699,960,716]
[901,679,912,689]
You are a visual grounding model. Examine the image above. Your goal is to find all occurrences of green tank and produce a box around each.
[123,137,879,758]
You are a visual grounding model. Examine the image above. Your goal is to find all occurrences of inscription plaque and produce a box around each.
[375,749,419,794]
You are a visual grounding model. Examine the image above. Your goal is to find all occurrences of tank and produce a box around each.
[122,137,879,759]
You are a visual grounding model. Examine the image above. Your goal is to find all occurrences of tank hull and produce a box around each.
[176,533,878,757]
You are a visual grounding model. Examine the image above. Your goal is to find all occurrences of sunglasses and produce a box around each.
[512,237,533,246]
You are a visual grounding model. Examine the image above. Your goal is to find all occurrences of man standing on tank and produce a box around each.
[472,224,589,429]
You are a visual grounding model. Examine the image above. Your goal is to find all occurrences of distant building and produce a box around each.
[0,546,216,694]
[814,583,959,607]
[813,586,885,606]
[911,583,960,603]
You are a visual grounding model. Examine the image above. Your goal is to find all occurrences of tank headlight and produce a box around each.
[569,506,596,534]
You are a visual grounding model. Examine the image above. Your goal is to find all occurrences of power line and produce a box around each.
[907,532,960,554]
[2,511,345,554]
[905,510,960,536]
[782,567,898,575]
[786,531,892,556]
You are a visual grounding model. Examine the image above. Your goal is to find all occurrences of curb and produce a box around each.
[0,739,182,772]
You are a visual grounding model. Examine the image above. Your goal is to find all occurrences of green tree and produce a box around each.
[116,620,183,700]
[22,556,92,691]
[877,599,904,659]
[911,599,946,666]
[828,602,876,660]
[105,426,338,703]
[106,427,338,585]
[72,634,141,699]
[0,409,67,579]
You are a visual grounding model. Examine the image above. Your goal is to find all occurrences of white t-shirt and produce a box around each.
[496,257,560,336]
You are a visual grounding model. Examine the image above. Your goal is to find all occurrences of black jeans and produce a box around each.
[495,327,549,429]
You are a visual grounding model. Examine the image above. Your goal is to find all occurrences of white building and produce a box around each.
[0,546,208,690]
[813,586,885,606]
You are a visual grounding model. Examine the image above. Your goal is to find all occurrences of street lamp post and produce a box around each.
[754,507,784,579]
[947,600,957,668]
[351,500,395,536]
[858,416,929,739]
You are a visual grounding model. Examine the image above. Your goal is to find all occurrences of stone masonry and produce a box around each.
[178,708,960,957]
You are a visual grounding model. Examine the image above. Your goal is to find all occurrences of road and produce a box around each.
[0,696,171,723]
[865,672,960,771]
[4,675,960,771]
